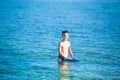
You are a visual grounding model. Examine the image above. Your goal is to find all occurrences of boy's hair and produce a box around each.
[62,30,69,36]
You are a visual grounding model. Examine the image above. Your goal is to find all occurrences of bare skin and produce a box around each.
[58,33,75,61]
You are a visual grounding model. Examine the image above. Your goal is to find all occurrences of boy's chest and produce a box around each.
[62,42,69,48]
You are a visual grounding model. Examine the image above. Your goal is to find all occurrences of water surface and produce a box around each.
[0,0,120,80]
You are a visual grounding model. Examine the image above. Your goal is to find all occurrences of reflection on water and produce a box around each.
[58,61,73,80]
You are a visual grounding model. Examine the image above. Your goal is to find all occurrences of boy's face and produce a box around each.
[62,33,69,40]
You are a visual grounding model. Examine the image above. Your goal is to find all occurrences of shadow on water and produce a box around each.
[58,61,73,80]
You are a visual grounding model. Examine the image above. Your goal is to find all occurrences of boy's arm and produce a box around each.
[58,43,67,58]
[68,44,75,58]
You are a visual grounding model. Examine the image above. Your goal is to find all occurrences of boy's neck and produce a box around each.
[62,39,68,41]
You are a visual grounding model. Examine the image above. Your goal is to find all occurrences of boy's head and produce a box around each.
[62,30,69,40]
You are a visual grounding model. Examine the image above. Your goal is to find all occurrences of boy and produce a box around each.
[58,30,75,62]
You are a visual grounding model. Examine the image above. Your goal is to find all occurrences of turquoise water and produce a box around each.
[0,0,120,80]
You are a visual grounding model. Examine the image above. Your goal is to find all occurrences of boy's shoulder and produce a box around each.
[59,41,63,45]
[67,41,71,45]
[67,41,71,44]
[59,41,71,44]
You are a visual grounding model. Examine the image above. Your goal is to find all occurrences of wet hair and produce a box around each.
[62,30,69,36]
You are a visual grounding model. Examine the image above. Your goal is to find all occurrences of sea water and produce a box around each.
[0,0,120,80]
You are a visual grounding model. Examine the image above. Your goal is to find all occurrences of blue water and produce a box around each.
[0,0,120,80]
